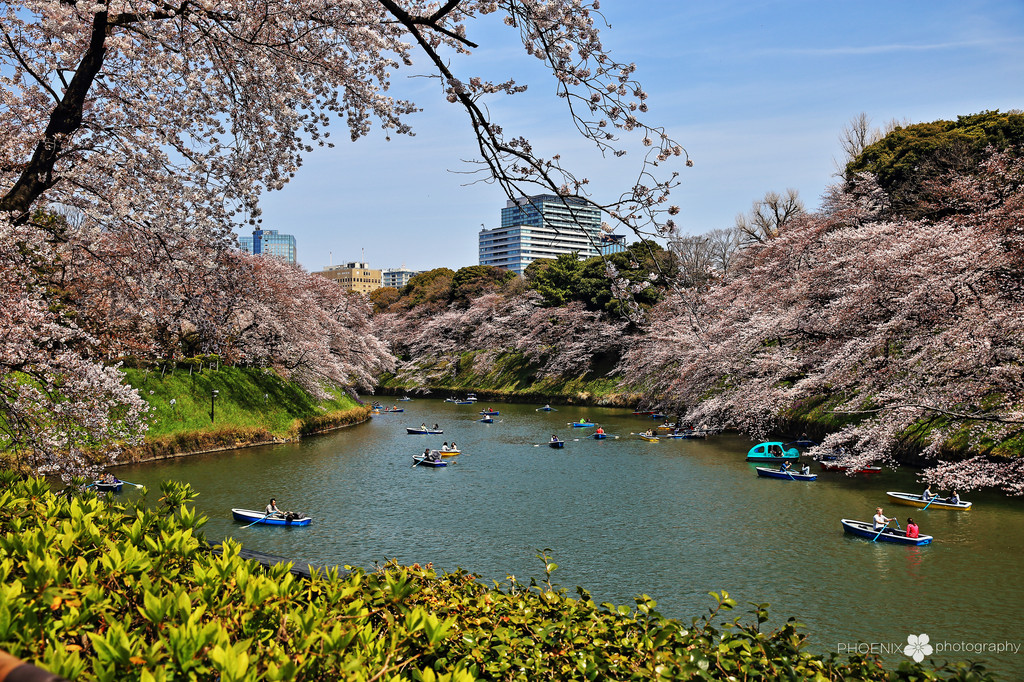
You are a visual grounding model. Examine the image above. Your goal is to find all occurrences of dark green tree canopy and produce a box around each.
[398,268,456,310]
[451,265,518,305]
[845,110,1024,217]
[525,243,675,316]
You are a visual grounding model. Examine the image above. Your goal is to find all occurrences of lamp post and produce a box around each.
[211,389,219,422]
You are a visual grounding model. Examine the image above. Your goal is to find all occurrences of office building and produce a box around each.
[318,262,382,295]
[478,194,603,274]
[599,234,627,255]
[382,267,419,290]
[239,228,297,264]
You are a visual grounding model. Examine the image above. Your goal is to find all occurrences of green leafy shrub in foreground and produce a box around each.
[0,473,993,681]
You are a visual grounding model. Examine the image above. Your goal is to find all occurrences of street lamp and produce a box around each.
[211,389,219,422]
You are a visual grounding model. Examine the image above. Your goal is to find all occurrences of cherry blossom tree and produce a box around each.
[0,221,148,478]
[622,151,1024,493]
[2,0,688,474]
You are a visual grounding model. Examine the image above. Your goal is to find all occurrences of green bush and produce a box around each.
[0,474,992,680]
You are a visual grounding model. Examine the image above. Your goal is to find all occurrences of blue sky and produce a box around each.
[251,0,1024,273]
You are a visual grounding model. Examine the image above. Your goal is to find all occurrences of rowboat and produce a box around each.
[438,449,461,457]
[412,454,448,467]
[638,434,659,442]
[231,508,312,526]
[592,432,609,439]
[632,410,655,415]
[755,467,817,481]
[662,431,707,439]
[886,491,972,510]
[453,400,474,405]
[571,421,595,428]
[820,463,882,474]
[548,440,565,449]
[655,425,676,433]
[650,413,667,419]
[465,394,478,402]
[382,408,404,413]
[746,442,799,462]
[841,519,933,545]
[537,406,556,411]
[407,427,443,434]
[479,409,500,415]
[93,480,123,493]
[479,416,494,423]
[397,396,411,401]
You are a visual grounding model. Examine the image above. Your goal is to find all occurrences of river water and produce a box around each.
[116,400,1024,675]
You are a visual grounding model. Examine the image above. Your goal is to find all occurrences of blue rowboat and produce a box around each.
[548,440,565,448]
[571,422,595,428]
[93,480,123,493]
[479,416,494,423]
[382,408,404,413]
[592,433,608,439]
[746,442,800,462]
[479,409,500,415]
[537,406,556,411]
[407,427,443,434]
[650,413,667,419]
[413,453,448,467]
[232,508,312,526]
[755,467,817,481]
[841,519,932,545]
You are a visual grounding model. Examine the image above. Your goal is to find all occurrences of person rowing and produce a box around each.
[873,507,893,532]
[264,498,301,521]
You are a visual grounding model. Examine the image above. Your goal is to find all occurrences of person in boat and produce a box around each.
[800,464,810,475]
[551,434,560,443]
[265,499,283,518]
[432,423,439,430]
[421,423,427,431]
[779,460,792,472]
[450,441,457,451]
[543,404,551,410]
[949,491,961,505]
[905,518,920,539]
[595,426,605,435]
[441,442,449,452]
[873,507,893,532]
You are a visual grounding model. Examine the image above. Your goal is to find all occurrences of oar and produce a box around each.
[242,513,270,529]
[114,479,145,488]
[922,494,936,511]
[782,466,796,481]
[871,521,890,542]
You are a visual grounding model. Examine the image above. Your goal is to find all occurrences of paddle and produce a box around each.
[922,494,936,511]
[871,521,890,542]
[114,479,145,488]
[243,512,271,529]
[782,466,796,481]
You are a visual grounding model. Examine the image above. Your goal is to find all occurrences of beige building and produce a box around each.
[318,262,382,295]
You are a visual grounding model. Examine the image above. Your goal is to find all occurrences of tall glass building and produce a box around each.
[239,229,297,265]
[478,194,603,274]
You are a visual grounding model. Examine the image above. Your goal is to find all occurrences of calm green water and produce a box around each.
[116,401,1024,675]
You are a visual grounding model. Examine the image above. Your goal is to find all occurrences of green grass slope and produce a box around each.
[122,366,369,461]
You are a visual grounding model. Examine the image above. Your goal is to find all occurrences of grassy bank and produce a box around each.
[122,366,370,462]
[378,351,643,406]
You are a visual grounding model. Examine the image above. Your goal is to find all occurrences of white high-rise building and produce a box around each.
[478,194,603,274]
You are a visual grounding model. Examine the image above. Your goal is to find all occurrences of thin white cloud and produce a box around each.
[759,38,1020,57]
